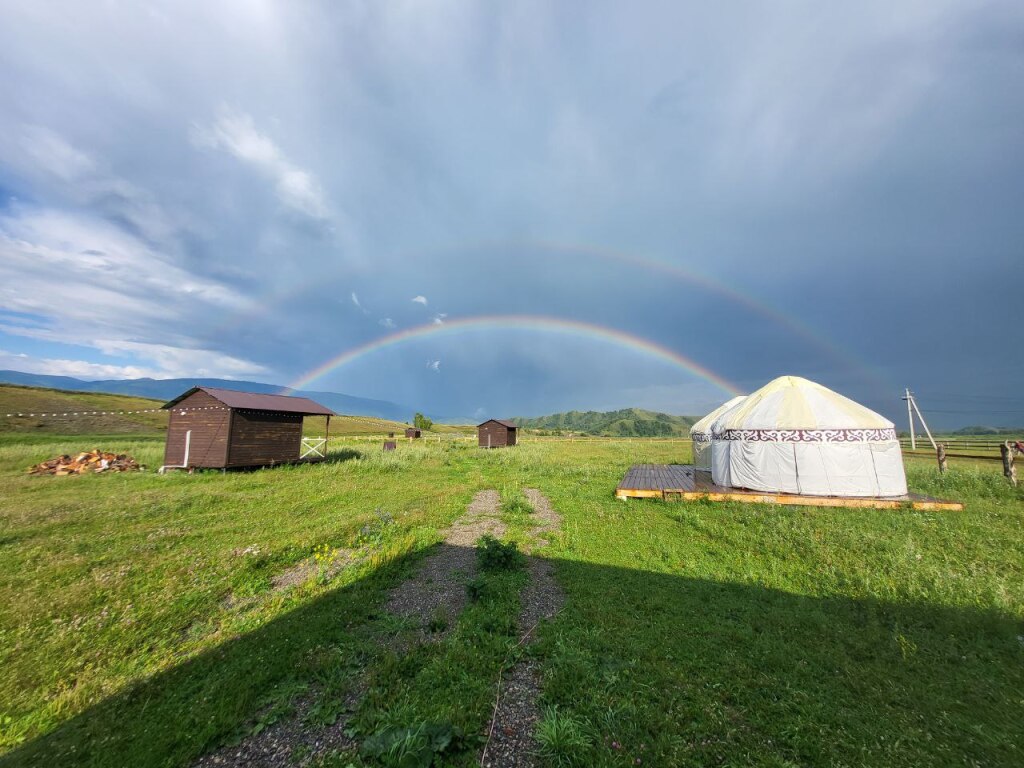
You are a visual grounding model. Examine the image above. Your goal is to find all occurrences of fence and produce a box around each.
[898,438,1013,451]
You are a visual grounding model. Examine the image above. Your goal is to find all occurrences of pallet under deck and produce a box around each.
[616,464,963,511]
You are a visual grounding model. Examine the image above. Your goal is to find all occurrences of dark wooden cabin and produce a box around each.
[478,419,518,448]
[404,428,422,439]
[161,386,335,470]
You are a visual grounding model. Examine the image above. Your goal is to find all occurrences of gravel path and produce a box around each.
[192,688,361,768]
[384,490,505,644]
[522,488,562,553]
[194,490,530,767]
[481,490,565,768]
[194,491,506,767]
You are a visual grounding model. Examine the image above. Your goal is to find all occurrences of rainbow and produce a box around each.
[213,238,886,389]
[527,240,889,387]
[285,314,740,396]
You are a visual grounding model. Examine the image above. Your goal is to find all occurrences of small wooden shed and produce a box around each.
[478,419,518,448]
[404,427,422,439]
[161,386,335,470]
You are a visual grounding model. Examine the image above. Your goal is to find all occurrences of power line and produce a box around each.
[921,396,1024,405]
[921,408,1024,415]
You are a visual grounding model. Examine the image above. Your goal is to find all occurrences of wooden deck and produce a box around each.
[616,464,963,511]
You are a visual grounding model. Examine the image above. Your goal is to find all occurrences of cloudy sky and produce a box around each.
[1,1,1022,427]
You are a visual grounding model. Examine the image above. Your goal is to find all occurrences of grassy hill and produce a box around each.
[513,407,696,437]
[0,384,469,439]
[426,422,476,435]
[0,369,411,422]
[303,414,415,437]
[0,384,169,435]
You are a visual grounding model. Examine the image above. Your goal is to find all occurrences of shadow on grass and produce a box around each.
[323,448,364,464]
[179,449,365,474]
[3,546,1022,768]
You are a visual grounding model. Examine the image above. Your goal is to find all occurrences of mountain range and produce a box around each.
[512,407,696,437]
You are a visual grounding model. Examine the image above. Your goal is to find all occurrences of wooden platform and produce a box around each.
[616,465,963,511]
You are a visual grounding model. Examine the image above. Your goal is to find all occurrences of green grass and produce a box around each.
[1,433,1022,767]
[536,706,592,767]
[304,415,477,437]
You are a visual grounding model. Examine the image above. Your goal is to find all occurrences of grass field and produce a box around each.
[0,385,474,440]
[1,432,1022,767]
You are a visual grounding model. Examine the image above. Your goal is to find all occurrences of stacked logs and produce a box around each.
[29,450,141,476]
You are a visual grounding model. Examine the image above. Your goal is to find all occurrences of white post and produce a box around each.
[904,388,916,450]
[909,395,937,450]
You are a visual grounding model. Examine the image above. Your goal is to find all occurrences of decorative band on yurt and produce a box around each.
[715,428,897,443]
[692,432,712,444]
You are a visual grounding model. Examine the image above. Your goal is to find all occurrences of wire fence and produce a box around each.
[898,438,1015,451]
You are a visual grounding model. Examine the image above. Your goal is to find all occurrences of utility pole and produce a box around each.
[909,394,937,450]
[901,389,937,452]
[903,388,916,450]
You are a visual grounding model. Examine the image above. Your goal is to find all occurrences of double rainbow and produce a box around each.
[285,314,740,396]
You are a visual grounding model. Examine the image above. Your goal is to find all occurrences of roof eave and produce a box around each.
[161,386,203,409]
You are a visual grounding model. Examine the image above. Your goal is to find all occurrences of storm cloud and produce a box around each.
[1,1,1021,427]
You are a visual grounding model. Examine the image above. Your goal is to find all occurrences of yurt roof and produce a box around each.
[714,376,893,431]
[690,395,746,436]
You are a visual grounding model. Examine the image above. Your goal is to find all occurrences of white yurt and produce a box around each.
[710,376,907,498]
[690,395,746,472]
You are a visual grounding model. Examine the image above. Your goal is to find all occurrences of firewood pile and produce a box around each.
[29,449,142,475]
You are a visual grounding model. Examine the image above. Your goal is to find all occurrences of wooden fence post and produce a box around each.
[936,443,948,474]
[1001,441,1017,486]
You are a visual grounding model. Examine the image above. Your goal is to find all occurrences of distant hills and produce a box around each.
[951,425,1023,436]
[0,370,411,422]
[513,408,696,437]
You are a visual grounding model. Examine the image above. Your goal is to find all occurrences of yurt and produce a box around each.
[710,376,907,497]
[690,395,746,472]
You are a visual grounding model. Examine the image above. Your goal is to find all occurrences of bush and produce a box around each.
[476,535,523,571]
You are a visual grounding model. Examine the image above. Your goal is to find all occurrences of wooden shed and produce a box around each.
[478,419,518,448]
[161,386,335,470]
[404,427,422,439]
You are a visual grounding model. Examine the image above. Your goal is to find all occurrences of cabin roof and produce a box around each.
[477,419,517,429]
[162,386,335,416]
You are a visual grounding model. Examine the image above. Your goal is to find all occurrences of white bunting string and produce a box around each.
[1,406,229,418]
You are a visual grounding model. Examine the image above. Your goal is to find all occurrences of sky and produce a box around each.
[0,0,1022,428]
